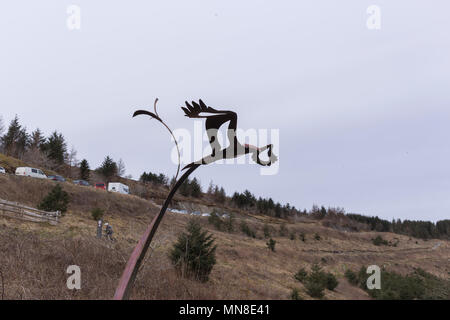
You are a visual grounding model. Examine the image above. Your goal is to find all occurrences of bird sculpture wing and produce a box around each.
[181,100,225,118]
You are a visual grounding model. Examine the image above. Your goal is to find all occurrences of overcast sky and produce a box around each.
[1,1,449,222]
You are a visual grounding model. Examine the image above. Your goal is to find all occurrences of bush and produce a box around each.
[345,266,449,300]
[169,219,217,282]
[314,233,321,241]
[279,223,288,237]
[263,224,271,238]
[37,184,69,214]
[305,263,326,298]
[372,235,388,246]
[208,211,223,231]
[344,269,359,285]
[91,208,104,221]
[325,273,339,291]
[358,266,430,300]
[299,232,306,242]
[303,263,339,298]
[294,267,308,283]
[289,232,296,240]
[266,238,276,252]
[290,288,302,300]
[224,213,234,232]
[305,280,325,299]
[240,221,256,238]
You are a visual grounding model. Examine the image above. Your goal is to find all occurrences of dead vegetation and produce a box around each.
[0,173,449,300]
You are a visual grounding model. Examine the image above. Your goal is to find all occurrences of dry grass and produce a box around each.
[0,173,449,300]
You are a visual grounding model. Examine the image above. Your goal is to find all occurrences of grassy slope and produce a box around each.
[0,165,449,299]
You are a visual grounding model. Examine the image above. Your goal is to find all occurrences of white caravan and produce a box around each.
[108,182,130,195]
[15,167,47,179]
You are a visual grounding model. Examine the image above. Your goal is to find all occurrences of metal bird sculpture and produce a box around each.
[181,99,277,170]
[113,99,278,299]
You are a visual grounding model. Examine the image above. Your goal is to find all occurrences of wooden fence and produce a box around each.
[0,198,60,225]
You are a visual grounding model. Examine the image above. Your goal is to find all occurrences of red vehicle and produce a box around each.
[95,182,106,190]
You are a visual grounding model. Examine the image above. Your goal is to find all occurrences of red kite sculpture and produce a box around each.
[113,99,278,299]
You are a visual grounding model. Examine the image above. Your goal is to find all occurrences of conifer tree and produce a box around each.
[79,159,90,180]
[170,219,217,282]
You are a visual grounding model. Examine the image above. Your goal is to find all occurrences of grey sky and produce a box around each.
[1,1,449,222]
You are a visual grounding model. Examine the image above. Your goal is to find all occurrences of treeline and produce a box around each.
[0,114,127,182]
[140,171,169,186]
[1,115,71,168]
[231,189,300,218]
[346,213,450,240]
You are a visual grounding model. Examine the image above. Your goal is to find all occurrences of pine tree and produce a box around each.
[41,131,67,165]
[97,156,117,181]
[79,159,90,180]
[207,180,214,194]
[190,177,202,198]
[1,115,29,158]
[169,219,217,282]
[305,263,326,298]
[179,178,191,196]
[37,184,70,214]
[29,128,46,150]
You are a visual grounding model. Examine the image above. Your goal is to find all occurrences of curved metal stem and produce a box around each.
[153,98,181,180]
[113,164,200,300]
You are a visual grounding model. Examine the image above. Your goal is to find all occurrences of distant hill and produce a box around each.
[0,154,449,300]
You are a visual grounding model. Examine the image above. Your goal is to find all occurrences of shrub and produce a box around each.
[314,233,321,241]
[305,263,326,298]
[37,184,69,214]
[372,235,388,246]
[289,232,296,240]
[345,266,449,300]
[290,288,302,300]
[266,238,276,251]
[208,211,223,231]
[279,223,288,237]
[294,267,308,283]
[224,213,234,232]
[240,221,256,238]
[344,269,359,285]
[303,263,339,297]
[325,272,339,291]
[305,279,325,299]
[263,224,271,238]
[169,219,217,282]
[299,232,306,242]
[91,208,104,221]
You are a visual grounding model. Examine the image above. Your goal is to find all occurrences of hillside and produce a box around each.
[0,157,449,299]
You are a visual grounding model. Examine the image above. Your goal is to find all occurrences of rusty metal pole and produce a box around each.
[113,164,200,300]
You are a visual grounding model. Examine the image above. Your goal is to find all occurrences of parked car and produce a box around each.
[108,182,130,194]
[15,167,47,179]
[48,175,66,182]
[95,182,106,190]
[0,167,6,174]
[73,180,90,186]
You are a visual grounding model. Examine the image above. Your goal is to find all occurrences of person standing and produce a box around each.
[105,222,114,241]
